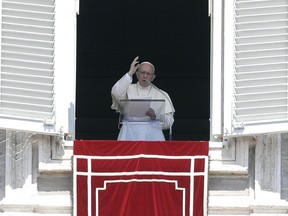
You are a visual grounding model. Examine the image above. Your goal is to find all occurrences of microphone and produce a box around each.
[145,80,175,141]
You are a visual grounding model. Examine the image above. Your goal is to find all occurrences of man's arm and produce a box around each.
[111,73,132,99]
[162,113,174,130]
[111,56,140,98]
[111,56,140,111]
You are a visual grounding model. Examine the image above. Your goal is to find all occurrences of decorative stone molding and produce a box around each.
[209,137,252,175]
[0,131,72,214]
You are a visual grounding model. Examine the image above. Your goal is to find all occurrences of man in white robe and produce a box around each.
[111,56,175,141]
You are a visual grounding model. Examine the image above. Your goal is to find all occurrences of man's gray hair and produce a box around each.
[139,61,155,74]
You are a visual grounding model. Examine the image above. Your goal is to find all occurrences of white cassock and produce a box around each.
[111,73,175,141]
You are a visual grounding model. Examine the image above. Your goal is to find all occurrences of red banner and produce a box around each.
[73,140,209,216]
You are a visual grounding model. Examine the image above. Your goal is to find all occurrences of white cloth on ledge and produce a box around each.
[118,121,165,141]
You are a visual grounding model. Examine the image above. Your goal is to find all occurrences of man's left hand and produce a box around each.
[146,108,156,120]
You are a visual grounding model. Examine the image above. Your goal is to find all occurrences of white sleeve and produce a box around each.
[111,73,132,98]
[159,112,174,130]
[111,73,132,111]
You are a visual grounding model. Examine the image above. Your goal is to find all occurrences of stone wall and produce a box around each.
[0,130,6,201]
[0,130,72,215]
[208,134,288,215]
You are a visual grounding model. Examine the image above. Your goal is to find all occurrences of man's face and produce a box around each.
[136,64,156,87]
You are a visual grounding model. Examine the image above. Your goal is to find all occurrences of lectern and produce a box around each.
[118,99,166,140]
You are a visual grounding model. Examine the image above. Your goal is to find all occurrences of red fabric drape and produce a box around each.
[74,140,209,216]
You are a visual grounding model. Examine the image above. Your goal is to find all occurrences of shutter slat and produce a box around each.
[236,98,287,108]
[3,0,54,6]
[236,62,288,72]
[2,86,53,98]
[3,15,54,27]
[2,32,53,42]
[236,7,288,16]
[2,79,53,91]
[237,6,288,15]
[1,93,53,105]
[2,9,54,20]
[2,58,53,70]
[236,19,288,30]
[236,34,288,44]
[236,112,288,122]
[236,12,288,23]
[236,76,287,87]
[236,69,288,79]
[235,84,288,94]
[0,108,53,119]
[2,65,53,76]
[3,1,54,13]
[0,100,53,112]
[236,91,287,101]
[236,27,288,37]
[2,37,53,48]
[2,22,54,34]
[2,44,53,55]
[236,0,288,9]
[236,55,288,65]
[236,40,288,51]
[2,51,53,62]
[1,72,53,84]
[236,48,288,58]
[235,105,287,115]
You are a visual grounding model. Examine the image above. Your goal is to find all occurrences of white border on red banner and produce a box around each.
[96,179,186,216]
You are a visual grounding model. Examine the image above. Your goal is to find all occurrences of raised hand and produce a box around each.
[128,56,140,76]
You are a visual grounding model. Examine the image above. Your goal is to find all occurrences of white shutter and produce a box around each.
[223,0,288,136]
[0,0,76,136]
[1,0,55,120]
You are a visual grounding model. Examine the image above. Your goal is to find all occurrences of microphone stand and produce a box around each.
[146,81,175,141]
